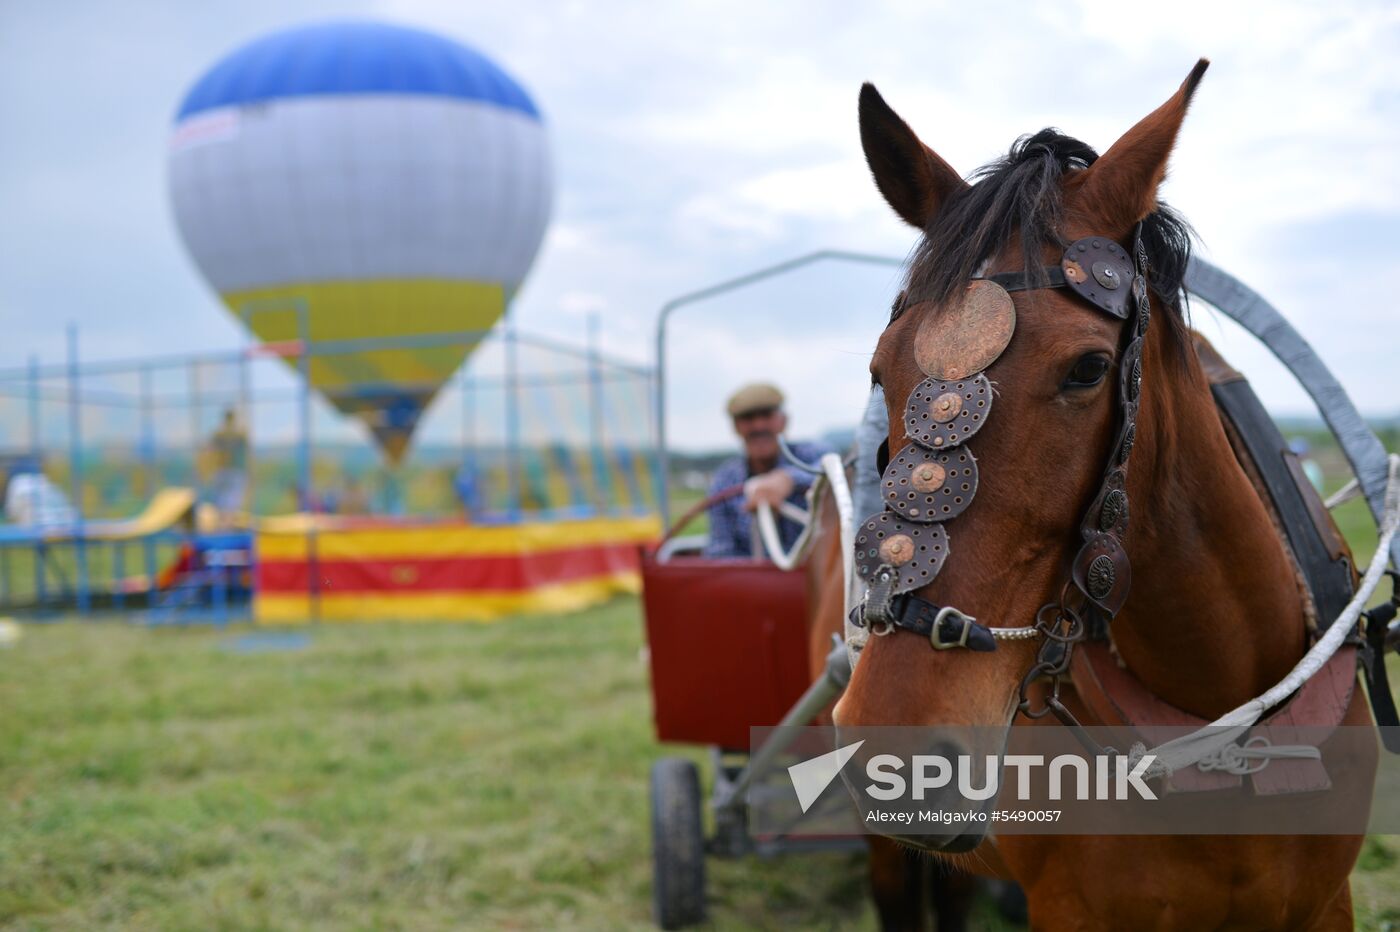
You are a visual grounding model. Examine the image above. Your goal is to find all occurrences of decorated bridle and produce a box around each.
[850,227,1151,724]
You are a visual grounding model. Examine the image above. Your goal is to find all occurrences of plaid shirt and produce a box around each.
[704,441,830,559]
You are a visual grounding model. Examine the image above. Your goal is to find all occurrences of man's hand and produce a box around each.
[743,470,795,512]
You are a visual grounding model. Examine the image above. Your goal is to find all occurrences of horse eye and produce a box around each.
[1063,354,1111,389]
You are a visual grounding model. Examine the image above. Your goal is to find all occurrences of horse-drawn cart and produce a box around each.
[640,470,860,929]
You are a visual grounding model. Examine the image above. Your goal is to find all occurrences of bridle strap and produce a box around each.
[849,594,998,652]
[986,266,1068,293]
[987,236,1139,321]
[1016,227,1150,726]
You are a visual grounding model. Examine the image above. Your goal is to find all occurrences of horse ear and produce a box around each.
[1071,59,1210,232]
[859,84,966,229]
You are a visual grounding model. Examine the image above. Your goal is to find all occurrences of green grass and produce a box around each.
[5,603,1400,930]
[0,603,892,930]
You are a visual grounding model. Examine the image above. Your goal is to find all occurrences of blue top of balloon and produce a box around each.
[176,21,541,122]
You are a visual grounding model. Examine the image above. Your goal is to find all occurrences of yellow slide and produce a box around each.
[84,488,198,541]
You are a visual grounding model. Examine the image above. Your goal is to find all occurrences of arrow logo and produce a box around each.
[788,740,864,813]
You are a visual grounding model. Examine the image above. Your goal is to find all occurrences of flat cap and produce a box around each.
[726,382,784,418]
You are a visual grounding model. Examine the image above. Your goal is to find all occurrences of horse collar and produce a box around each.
[851,227,1150,654]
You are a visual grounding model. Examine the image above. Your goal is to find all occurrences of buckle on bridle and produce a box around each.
[931,606,977,650]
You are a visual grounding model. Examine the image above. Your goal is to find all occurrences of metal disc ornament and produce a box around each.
[903,374,992,451]
[911,279,1016,380]
[1072,532,1132,614]
[882,445,979,523]
[855,513,950,594]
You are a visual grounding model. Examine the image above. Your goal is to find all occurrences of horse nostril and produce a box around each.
[921,739,970,783]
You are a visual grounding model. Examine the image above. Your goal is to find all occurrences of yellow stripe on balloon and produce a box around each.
[222,278,506,461]
[223,279,504,391]
[225,278,505,341]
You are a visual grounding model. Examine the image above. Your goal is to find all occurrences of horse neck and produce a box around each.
[1107,320,1307,719]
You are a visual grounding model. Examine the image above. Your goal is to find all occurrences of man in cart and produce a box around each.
[705,382,830,559]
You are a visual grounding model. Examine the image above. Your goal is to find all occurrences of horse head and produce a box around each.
[833,60,1217,850]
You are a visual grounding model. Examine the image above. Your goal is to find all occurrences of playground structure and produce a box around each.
[0,321,659,622]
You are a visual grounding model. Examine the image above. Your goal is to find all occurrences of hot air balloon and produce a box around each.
[168,21,552,462]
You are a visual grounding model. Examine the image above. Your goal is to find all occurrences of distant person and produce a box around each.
[320,487,343,515]
[340,479,370,516]
[206,409,249,517]
[3,462,75,527]
[292,483,324,514]
[453,463,481,521]
[705,383,829,559]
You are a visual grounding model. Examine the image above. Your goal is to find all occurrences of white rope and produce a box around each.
[776,500,810,525]
[754,498,805,571]
[1324,477,1362,510]
[1129,452,1400,779]
[1192,735,1321,775]
[747,453,865,672]
[822,453,858,622]
[752,454,855,599]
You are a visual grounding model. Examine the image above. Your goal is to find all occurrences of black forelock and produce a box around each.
[899,129,1194,357]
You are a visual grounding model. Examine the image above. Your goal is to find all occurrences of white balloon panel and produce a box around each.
[168,95,552,293]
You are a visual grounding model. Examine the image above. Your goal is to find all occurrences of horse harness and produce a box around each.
[848,228,1151,730]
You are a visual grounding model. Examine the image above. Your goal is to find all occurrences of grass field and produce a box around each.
[0,602,880,930]
[3,598,1400,930]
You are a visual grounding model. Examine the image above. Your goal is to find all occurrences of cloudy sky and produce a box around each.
[2,0,1397,451]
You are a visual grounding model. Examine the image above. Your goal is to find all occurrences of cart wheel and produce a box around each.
[650,757,706,929]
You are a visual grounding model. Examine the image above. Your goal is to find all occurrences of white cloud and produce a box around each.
[557,291,609,317]
[543,223,588,252]
[735,161,879,222]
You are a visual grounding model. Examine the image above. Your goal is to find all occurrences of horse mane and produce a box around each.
[901,129,1194,360]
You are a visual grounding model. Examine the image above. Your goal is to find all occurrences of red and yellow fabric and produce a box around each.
[254,514,660,623]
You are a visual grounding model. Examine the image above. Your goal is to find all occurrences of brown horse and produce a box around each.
[810,60,1373,929]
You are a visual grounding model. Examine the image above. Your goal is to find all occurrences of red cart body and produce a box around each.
[641,551,814,750]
